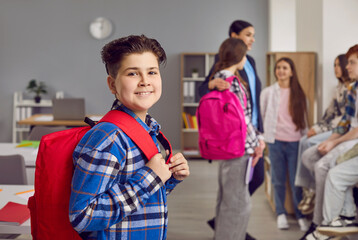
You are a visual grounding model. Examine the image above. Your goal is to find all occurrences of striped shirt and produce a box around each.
[213,70,260,154]
[69,102,181,239]
[333,81,358,135]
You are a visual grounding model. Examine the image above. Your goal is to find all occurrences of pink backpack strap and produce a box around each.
[225,75,247,108]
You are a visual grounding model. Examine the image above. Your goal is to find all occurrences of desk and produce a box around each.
[0,143,37,184]
[0,184,33,234]
[18,114,103,126]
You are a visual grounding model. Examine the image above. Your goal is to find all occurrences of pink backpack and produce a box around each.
[196,76,247,160]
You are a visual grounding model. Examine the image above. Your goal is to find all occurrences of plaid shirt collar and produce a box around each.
[111,99,161,136]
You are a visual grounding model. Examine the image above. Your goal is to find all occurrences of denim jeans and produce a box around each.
[268,140,303,219]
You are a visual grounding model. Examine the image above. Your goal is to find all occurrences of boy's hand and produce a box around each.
[317,140,336,155]
[146,153,171,183]
[307,128,316,138]
[168,153,190,181]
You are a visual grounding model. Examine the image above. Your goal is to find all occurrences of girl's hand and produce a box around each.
[252,140,265,167]
[168,153,190,181]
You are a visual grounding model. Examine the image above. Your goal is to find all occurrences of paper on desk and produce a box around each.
[16,140,40,148]
[15,189,35,201]
[34,115,54,121]
[0,202,30,225]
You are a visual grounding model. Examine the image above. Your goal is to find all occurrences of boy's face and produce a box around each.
[107,52,162,120]
[347,53,358,80]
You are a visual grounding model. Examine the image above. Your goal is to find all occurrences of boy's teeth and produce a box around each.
[137,92,150,95]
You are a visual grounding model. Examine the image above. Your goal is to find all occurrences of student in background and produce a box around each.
[295,54,351,215]
[200,20,264,240]
[300,44,358,240]
[209,38,264,240]
[316,150,358,238]
[260,57,309,231]
[69,35,190,239]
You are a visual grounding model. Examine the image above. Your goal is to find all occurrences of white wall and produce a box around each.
[296,0,322,119]
[268,0,296,51]
[322,0,358,111]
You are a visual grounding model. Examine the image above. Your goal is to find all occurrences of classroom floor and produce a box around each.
[14,160,358,240]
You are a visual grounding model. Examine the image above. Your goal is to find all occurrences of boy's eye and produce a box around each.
[128,72,138,76]
[149,71,158,75]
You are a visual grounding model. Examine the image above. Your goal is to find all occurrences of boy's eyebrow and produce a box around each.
[124,66,159,71]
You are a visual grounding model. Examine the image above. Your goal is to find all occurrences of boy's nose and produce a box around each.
[139,75,150,86]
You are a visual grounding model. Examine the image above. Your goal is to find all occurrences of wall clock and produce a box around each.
[89,17,113,40]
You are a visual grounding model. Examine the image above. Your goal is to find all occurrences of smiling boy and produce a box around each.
[69,35,190,239]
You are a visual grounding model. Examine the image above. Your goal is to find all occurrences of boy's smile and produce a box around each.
[107,52,162,121]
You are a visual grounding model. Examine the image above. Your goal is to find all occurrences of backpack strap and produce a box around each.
[225,75,236,85]
[226,75,247,108]
[98,110,172,163]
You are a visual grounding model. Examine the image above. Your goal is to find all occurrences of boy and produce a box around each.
[300,44,358,240]
[69,35,190,239]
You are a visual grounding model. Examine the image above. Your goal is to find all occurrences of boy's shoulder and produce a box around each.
[77,122,128,154]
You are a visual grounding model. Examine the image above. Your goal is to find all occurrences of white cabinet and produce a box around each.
[12,91,64,143]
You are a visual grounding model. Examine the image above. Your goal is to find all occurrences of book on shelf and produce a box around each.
[182,113,198,129]
[186,113,193,128]
[0,201,30,225]
[182,112,189,128]
[245,156,254,184]
[188,81,195,103]
[183,82,189,103]
[188,114,195,129]
[192,115,198,129]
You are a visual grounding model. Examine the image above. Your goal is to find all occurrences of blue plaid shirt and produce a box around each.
[333,81,358,135]
[69,102,181,239]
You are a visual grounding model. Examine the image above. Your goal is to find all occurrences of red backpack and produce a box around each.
[196,76,247,160]
[27,110,172,240]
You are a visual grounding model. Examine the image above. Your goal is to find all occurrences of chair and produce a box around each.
[0,154,27,185]
[27,126,68,141]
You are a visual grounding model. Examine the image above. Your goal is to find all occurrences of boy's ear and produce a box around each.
[107,75,117,94]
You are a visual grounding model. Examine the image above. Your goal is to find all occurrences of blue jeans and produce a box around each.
[268,140,303,219]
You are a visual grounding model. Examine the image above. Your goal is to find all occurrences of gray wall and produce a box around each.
[0,0,268,148]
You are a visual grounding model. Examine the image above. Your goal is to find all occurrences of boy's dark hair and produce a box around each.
[228,20,253,37]
[336,54,350,83]
[346,44,358,60]
[101,34,167,78]
[208,38,247,81]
